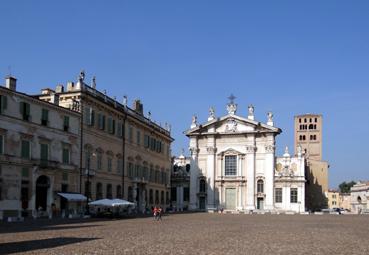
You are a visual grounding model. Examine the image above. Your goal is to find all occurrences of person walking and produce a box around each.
[158,207,162,221]
[153,206,158,220]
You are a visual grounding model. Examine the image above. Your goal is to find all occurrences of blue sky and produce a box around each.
[1,1,368,188]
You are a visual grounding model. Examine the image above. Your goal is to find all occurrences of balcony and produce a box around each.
[38,159,59,169]
[131,177,149,184]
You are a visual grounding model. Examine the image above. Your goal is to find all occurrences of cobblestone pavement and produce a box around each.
[1,213,369,255]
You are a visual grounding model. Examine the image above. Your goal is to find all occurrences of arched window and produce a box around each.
[357,196,362,203]
[106,184,112,199]
[257,180,264,193]
[309,124,314,130]
[96,183,103,200]
[199,179,206,193]
[116,185,122,198]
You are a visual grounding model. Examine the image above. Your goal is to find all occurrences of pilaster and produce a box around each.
[245,144,256,210]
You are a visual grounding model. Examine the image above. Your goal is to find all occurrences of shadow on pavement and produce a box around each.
[0,237,100,254]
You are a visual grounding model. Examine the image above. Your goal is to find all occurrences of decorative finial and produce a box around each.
[123,95,127,106]
[297,144,302,158]
[92,76,96,89]
[191,115,198,129]
[114,96,117,107]
[148,111,152,120]
[79,70,85,82]
[227,94,237,115]
[208,107,215,121]
[267,112,274,126]
[248,105,254,120]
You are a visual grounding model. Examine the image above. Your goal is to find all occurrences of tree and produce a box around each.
[338,181,356,193]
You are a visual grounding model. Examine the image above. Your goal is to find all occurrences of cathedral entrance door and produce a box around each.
[199,197,206,210]
[225,188,236,210]
[257,198,264,210]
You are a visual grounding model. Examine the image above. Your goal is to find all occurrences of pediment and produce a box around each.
[218,148,244,156]
[185,114,281,136]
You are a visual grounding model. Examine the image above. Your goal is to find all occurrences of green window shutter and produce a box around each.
[117,122,122,137]
[0,135,3,154]
[62,148,69,164]
[64,116,70,131]
[98,114,102,129]
[40,144,48,161]
[108,117,112,133]
[41,109,48,125]
[0,95,7,113]
[41,109,48,121]
[102,115,105,130]
[85,108,90,124]
[20,102,24,115]
[91,109,95,126]
[21,140,30,159]
[25,103,30,116]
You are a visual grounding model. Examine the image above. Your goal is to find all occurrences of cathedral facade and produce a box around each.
[185,97,305,213]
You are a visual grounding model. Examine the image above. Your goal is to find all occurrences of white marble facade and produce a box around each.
[185,98,305,213]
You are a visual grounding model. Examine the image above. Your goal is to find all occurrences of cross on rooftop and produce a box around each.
[228,94,236,104]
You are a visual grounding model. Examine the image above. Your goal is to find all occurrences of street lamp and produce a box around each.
[85,152,96,214]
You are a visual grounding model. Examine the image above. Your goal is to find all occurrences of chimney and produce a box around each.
[5,76,17,91]
[55,84,64,93]
[133,99,143,115]
[50,93,60,105]
[41,88,54,95]
[67,82,74,92]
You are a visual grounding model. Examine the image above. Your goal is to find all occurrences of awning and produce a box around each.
[58,193,87,202]
[89,198,135,207]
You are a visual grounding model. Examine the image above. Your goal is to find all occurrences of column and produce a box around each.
[264,143,275,210]
[189,145,199,210]
[47,176,54,219]
[206,146,216,210]
[179,186,184,211]
[30,171,37,218]
[245,145,256,210]
[300,184,305,212]
[133,183,138,207]
[176,186,180,210]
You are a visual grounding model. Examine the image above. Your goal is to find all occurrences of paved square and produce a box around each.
[1,213,368,254]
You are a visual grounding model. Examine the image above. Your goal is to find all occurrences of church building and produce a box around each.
[185,96,305,213]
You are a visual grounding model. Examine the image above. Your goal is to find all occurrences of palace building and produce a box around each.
[38,71,173,213]
[0,76,81,219]
[185,96,305,213]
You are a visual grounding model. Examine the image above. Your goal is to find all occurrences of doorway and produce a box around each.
[199,197,206,210]
[225,188,236,210]
[36,175,50,211]
[257,197,264,210]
